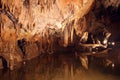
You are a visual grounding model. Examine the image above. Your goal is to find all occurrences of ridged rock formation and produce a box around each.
[0,0,119,70]
[0,0,94,69]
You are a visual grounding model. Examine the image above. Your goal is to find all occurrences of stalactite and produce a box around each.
[1,0,94,41]
[63,25,69,47]
[70,25,74,43]
[0,0,95,69]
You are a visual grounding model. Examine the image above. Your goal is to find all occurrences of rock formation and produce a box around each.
[0,0,120,70]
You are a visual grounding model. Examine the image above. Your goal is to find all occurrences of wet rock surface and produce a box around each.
[0,0,94,69]
[0,0,120,73]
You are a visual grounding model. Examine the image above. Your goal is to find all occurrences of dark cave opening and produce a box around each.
[90,4,120,42]
[17,39,27,58]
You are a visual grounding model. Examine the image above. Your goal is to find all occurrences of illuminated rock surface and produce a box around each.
[0,0,120,70]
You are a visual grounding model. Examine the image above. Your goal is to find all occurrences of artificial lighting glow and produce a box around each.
[103,39,107,44]
[112,63,115,68]
[111,42,115,45]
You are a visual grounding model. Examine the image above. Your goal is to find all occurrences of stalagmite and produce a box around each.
[0,0,94,44]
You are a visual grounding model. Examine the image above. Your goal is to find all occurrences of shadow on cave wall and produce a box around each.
[105,5,120,41]
[0,0,1,7]
[89,2,120,42]
[0,56,8,69]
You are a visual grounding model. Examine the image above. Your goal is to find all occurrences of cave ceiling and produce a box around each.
[0,0,120,42]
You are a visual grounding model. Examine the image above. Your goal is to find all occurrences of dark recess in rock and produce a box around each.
[0,56,8,68]
[23,0,30,8]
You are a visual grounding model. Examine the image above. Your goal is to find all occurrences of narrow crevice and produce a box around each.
[17,39,26,58]
[0,1,2,9]
[0,56,8,69]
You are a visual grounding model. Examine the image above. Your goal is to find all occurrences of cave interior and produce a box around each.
[0,0,120,77]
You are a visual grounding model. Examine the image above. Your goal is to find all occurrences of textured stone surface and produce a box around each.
[0,0,119,69]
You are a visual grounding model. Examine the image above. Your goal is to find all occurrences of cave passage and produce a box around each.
[0,0,120,79]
